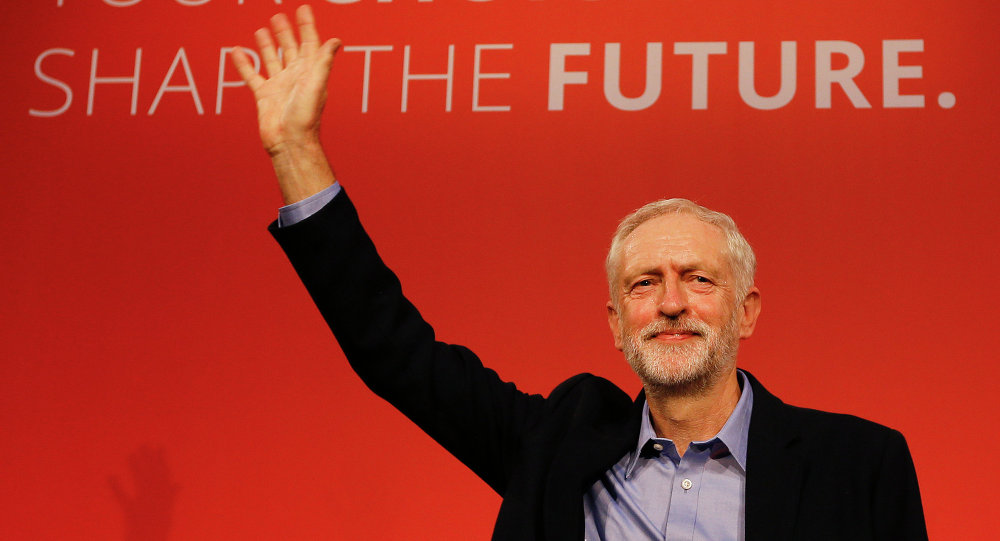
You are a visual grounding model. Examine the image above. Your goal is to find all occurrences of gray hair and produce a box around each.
[606,198,756,305]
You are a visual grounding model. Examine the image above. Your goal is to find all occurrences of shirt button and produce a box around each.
[681,478,693,490]
[652,443,664,451]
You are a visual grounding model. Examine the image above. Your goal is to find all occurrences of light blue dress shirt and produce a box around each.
[583,371,753,541]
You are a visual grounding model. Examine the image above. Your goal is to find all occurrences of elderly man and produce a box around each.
[233,7,927,540]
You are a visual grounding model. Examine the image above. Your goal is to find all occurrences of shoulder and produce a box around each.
[541,373,636,426]
[549,373,632,403]
[745,370,910,461]
[783,403,906,449]
[760,400,913,484]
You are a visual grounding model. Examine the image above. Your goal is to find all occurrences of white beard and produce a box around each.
[621,310,740,394]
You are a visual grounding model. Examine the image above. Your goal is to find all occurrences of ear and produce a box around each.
[607,301,624,351]
[738,286,762,339]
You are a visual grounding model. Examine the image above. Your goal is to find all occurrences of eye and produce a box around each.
[629,277,657,293]
[688,274,715,288]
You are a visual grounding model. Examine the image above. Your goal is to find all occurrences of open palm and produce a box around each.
[232,5,341,154]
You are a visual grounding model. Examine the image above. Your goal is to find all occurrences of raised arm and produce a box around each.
[231,5,341,205]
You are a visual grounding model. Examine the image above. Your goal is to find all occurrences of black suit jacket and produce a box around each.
[270,190,927,540]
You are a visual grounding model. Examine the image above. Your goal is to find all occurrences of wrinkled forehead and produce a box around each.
[618,213,730,276]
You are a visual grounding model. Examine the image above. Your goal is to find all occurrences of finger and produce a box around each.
[296,5,320,55]
[315,38,342,78]
[327,37,343,56]
[298,38,341,100]
[254,28,282,78]
[306,38,341,95]
[231,47,264,92]
[270,12,299,64]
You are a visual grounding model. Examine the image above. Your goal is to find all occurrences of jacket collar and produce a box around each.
[538,370,805,541]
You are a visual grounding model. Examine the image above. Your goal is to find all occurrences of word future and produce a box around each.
[550,39,953,110]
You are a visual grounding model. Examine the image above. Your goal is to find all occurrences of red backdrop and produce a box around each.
[3,1,998,539]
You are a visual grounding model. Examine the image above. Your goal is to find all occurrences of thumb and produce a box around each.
[306,38,341,94]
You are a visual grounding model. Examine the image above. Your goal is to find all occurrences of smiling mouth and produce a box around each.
[647,330,700,341]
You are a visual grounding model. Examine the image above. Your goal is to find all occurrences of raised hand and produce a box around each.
[233,5,341,204]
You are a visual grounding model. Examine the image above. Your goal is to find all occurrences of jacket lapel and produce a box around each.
[743,371,804,541]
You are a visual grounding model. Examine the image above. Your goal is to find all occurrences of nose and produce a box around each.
[658,278,688,318]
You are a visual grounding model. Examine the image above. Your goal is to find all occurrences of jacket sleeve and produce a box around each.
[268,189,545,494]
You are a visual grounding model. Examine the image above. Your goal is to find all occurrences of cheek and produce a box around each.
[688,299,730,326]
[621,302,658,330]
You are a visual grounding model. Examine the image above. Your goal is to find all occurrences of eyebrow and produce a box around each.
[621,267,663,283]
[622,261,727,286]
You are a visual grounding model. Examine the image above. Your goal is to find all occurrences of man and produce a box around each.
[232,7,927,540]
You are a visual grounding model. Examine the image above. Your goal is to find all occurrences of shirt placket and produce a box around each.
[663,444,709,541]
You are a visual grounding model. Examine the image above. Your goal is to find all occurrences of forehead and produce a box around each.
[619,213,729,275]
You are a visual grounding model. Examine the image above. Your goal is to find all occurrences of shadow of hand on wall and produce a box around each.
[109,445,180,541]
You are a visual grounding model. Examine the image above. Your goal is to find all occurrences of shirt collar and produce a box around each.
[625,370,754,477]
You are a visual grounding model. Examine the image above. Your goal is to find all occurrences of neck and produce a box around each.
[643,367,741,456]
